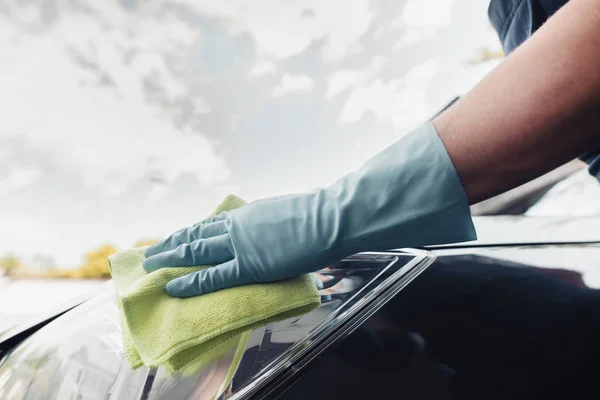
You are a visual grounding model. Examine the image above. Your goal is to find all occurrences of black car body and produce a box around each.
[2,92,600,399]
[1,167,600,400]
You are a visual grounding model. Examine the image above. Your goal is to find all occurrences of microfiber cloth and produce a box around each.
[108,195,321,374]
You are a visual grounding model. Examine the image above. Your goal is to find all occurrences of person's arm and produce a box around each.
[435,0,600,204]
[142,0,600,298]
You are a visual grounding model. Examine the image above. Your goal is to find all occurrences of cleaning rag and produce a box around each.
[108,195,321,374]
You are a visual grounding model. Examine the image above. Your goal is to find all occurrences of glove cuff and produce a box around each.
[328,121,476,255]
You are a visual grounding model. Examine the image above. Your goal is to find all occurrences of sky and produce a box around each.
[0,0,502,267]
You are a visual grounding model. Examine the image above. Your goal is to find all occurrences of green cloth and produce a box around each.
[108,195,321,374]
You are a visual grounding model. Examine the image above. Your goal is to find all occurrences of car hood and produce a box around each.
[425,215,600,248]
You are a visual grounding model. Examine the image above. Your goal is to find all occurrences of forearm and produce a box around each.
[434,0,600,204]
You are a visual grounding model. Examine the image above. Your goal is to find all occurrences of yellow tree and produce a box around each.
[0,255,21,276]
[78,244,118,279]
[134,239,157,248]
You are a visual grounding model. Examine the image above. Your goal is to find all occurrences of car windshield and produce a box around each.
[526,169,600,217]
[0,0,502,323]
[0,251,430,399]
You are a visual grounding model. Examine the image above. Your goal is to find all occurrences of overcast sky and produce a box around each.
[0,0,502,267]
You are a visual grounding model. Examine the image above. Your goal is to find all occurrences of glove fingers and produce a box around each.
[309,272,324,290]
[143,234,234,272]
[145,220,228,258]
[165,259,246,297]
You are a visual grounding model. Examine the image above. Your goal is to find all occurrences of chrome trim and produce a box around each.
[230,249,435,399]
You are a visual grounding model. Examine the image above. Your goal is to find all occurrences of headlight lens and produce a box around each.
[0,250,433,400]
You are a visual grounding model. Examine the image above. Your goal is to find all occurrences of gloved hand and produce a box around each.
[143,122,476,297]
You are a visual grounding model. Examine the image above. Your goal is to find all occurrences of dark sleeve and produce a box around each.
[487,0,565,55]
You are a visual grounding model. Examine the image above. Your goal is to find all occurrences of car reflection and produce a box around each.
[2,248,598,400]
[286,251,600,400]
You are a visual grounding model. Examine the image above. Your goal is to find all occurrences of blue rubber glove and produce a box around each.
[143,122,476,297]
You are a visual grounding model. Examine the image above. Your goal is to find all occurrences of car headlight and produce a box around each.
[0,249,433,400]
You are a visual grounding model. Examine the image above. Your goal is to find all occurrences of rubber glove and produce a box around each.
[143,122,476,297]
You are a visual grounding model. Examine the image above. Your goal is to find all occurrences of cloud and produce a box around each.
[326,70,365,98]
[338,60,438,132]
[404,59,438,87]
[392,29,438,52]
[0,145,14,164]
[397,0,453,28]
[326,55,389,98]
[390,0,453,52]
[247,60,277,77]
[272,74,314,96]
[0,165,44,197]
[143,183,171,207]
[0,2,230,198]
[179,0,373,61]
[0,218,54,262]
[71,202,89,217]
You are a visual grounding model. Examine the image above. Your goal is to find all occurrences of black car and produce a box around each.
[1,166,600,399]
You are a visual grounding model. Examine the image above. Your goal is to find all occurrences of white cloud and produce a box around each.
[71,202,89,217]
[0,165,43,197]
[247,60,277,77]
[404,59,437,87]
[143,184,171,207]
[272,74,314,96]
[0,218,55,263]
[339,79,402,123]
[326,55,389,97]
[373,26,386,40]
[392,29,438,52]
[390,0,453,52]
[338,60,438,132]
[0,3,230,198]
[398,0,453,28]
[180,0,373,61]
[327,70,365,98]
